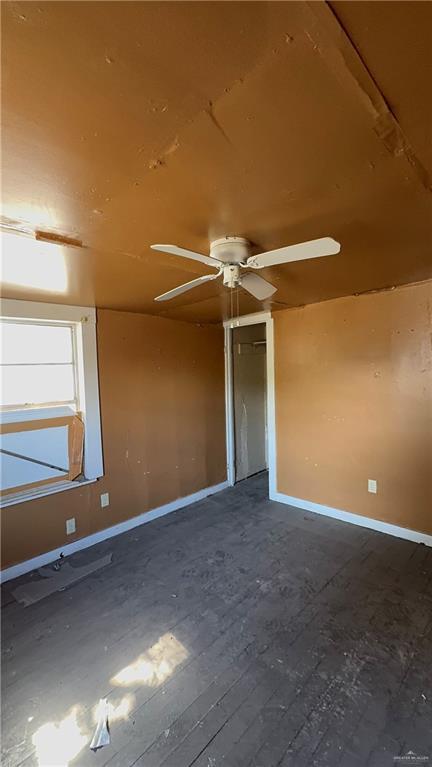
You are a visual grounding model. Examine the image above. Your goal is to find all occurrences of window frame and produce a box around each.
[0,299,104,506]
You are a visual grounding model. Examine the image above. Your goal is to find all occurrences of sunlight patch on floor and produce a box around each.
[92,693,134,725]
[32,706,88,767]
[30,635,187,764]
[111,633,188,687]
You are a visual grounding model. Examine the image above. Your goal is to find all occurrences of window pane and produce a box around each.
[1,364,75,407]
[1,322,73,364]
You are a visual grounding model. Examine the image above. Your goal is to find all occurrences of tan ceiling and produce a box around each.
[1,1,431,323]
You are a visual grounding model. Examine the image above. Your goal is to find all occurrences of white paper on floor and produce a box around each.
[90,698,110,752]
[11,553,112,606]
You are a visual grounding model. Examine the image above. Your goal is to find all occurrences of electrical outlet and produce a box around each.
[368,479,377,494]
[66,517,76,535]
[100,492,110,508]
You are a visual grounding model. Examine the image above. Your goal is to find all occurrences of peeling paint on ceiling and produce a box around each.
[1,1,431,322]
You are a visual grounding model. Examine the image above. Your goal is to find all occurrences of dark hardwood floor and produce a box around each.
[2,473,432,767]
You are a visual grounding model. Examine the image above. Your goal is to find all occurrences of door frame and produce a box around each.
[223,310,276,496]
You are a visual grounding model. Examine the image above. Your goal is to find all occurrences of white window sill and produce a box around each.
[0,477,97,508]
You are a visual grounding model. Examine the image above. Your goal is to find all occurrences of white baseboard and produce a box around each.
[270,490,432,547]
[1,480,229,584]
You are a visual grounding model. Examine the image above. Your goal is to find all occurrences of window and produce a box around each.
[1,320,78,411]
[0,300,104,506]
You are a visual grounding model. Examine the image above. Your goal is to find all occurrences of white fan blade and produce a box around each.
[151,244,221,269]
[241,272,277,300]
[155,272,220,302]
[247,237,340,269]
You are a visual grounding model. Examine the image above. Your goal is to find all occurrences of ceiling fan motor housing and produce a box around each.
[210,236,250,264]
[223,264,241,288]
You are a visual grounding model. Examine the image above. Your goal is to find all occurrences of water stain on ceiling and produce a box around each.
[1,1,431,322]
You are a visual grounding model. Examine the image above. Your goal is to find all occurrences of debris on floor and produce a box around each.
[90,698,110,752]
[11,553,112,606]
[36,552,65,575]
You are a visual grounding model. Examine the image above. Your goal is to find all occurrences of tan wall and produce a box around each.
[1,309,226,568]
[275,280,432,535]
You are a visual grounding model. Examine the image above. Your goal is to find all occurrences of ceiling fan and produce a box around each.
[151,236,341,302]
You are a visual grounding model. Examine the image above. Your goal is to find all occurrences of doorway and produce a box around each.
[232,323,267,481]
[224,311,276,493]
